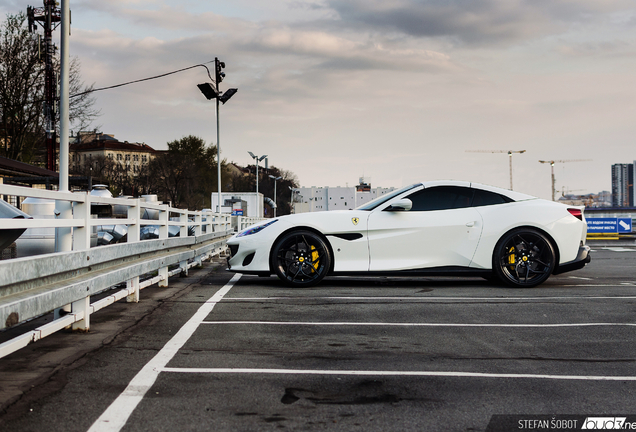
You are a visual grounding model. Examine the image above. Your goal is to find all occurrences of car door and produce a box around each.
[367,186,483,271]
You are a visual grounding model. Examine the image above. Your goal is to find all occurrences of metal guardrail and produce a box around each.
[0,184,265,359]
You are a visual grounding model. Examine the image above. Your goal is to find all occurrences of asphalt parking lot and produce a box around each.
[1,241,635,432]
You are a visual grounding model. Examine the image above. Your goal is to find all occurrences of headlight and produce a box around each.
[237,219,278,237]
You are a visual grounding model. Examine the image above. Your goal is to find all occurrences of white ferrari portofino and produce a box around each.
[227,181,591,288]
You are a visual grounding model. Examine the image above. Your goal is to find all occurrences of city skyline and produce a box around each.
[2,1,636,200]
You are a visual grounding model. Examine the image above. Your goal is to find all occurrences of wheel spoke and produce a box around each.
[527,267,547,276]
[531,243,546,256]
[533,258,550,267]
[299,264,315,278]
[291,265,303,282]
[515,234,530,246]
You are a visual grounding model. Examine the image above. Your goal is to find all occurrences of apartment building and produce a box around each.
[69,132,158,175]
[611,162,635,207]
[292,179,395,213]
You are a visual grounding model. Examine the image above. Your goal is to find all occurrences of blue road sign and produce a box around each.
[587,218,633,233]
[586,218,617,233]
[618,218,633,233]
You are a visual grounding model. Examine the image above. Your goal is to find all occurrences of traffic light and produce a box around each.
[215,57,225,84]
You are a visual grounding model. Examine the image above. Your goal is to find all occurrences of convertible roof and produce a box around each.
[470,182,537,201]
[420,180,537,202]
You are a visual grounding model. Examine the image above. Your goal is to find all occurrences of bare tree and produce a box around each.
[0,12,99,164]
[58,56,100,133]
[0,12,44,163]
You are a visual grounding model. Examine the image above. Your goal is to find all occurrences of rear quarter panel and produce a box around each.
[470,199,585,269]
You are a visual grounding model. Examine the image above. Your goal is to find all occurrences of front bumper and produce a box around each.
[226,238,272,275]
[553,244,591,275]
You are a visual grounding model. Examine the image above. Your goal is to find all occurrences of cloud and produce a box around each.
[241,27,458,73]
[323,0,636,46]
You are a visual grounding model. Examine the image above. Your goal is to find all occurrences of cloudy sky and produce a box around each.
[3,0,636,199]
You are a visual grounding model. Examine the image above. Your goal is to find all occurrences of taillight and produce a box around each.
[568,208,583,221]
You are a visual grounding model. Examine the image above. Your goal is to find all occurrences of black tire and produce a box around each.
[493,228,556,288]
[270,230,332,287]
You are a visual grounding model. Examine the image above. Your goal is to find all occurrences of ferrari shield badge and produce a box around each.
[352,217,359,226]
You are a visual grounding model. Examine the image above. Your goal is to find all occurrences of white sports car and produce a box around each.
[227,181,591,288]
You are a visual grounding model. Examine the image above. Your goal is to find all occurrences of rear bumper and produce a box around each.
[553,245,591,275]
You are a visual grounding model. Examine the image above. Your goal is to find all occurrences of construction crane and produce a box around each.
[466,150,526,190]
[561,187,585,197]
[538,159,592,201]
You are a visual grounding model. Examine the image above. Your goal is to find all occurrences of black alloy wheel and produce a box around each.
[271,230,332,287]
[493,228,556,288]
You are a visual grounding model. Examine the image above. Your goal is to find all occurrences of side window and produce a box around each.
[472,189,514,207]
[405,186,474,211]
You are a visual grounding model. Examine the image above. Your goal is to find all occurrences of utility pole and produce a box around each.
[466,150,526,190]
[27,0,61,172]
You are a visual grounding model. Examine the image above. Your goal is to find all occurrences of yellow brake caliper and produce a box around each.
[310,245,320,272]
[507,246,516,267]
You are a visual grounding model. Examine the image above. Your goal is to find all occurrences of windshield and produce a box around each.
[356,184,421,211]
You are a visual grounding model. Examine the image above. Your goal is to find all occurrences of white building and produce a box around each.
[292,179,395,213]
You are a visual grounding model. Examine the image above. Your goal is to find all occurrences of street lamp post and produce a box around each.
[197,57,238,213]
[269,175,282,217]
[248,151,267,196]
[288,187,300,214]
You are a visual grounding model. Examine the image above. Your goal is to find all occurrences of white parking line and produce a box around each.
[86,275,634,431]
[225,295,636,301]
[201,321,636,328]
[160,367,636,382]
[87,274,242,432]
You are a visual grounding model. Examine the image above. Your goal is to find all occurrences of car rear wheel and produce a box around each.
[493,228,556,288]
[271,230,331,287]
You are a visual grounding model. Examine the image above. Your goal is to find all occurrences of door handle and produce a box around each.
[466,221,476,227]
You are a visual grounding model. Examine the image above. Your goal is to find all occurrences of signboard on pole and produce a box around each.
[587,218,633,233]
[618,218,633,233]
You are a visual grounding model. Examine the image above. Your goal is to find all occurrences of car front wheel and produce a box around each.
[271,230,331,287]
[493,228,556,288]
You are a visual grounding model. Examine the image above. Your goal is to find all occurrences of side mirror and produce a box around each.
[385,198,412,212]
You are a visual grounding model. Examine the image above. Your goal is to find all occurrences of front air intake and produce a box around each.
[242,252,255,267]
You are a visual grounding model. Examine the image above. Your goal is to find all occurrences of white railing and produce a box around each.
[236,215,268,232]
[0,184,264,359]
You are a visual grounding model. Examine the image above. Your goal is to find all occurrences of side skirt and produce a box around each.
[331,266,493,278]
[227,266,493,278]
